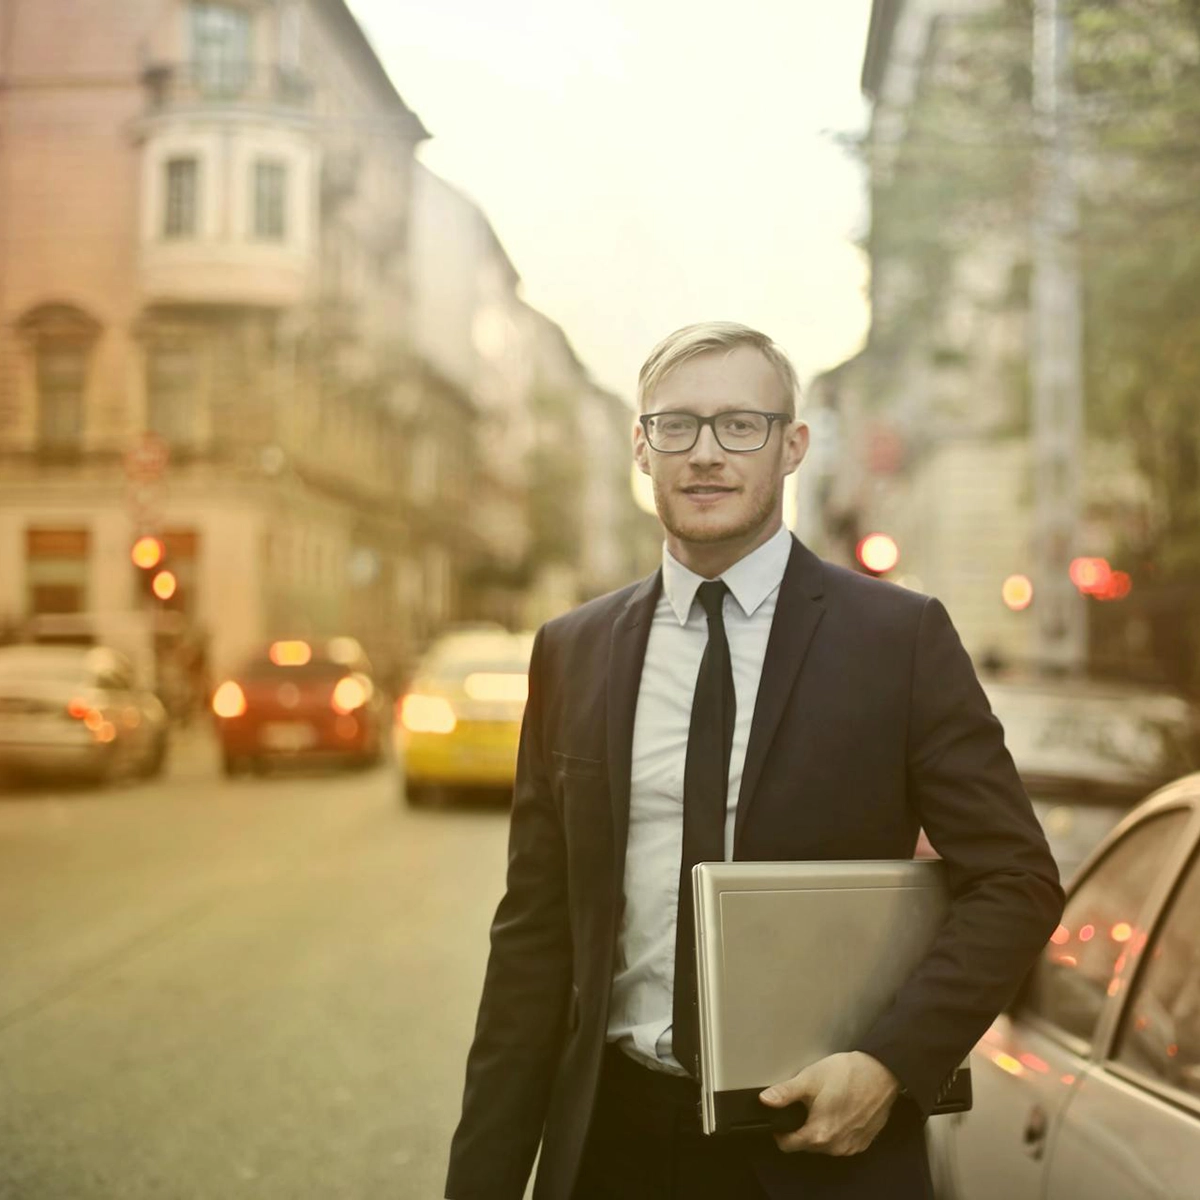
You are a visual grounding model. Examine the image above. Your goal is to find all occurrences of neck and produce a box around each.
[666,517,785,580]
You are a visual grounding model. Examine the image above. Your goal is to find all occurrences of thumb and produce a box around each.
[759,1065,818,1107]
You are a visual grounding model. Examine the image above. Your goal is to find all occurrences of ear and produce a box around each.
[783,420,810,475]
[633,417,652,476]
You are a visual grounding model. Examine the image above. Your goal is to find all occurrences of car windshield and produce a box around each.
[0,647,100,683]
[423,633,534,682]
[986,684,1197,787]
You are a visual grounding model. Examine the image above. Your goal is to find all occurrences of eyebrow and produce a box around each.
[648,404,762,415]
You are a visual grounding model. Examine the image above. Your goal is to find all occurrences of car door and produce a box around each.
[938,806,1194,1200]
[1045,803,1200,1199]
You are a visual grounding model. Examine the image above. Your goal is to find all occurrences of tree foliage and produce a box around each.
[864,0,1200,687]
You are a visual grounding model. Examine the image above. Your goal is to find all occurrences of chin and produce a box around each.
[663,506,752,546]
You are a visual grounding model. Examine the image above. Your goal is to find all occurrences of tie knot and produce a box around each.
[696,579,729,623]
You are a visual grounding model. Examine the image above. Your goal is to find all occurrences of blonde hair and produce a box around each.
[637,322,799,416]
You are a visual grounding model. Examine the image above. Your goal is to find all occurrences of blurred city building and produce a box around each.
[0,0,656,684]
[808,0,1173,684]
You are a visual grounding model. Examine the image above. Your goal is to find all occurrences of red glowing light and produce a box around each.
[1069,557,1112,594]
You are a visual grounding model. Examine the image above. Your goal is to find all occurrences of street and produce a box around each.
[0,733,511,1199]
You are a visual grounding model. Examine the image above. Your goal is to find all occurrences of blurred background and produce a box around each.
[1,1,1199,1197]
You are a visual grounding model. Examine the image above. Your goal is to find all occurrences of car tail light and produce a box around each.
[212,681,248,719]
[67,698,90,720]
[399,693,457,734]
[331,675,371,715]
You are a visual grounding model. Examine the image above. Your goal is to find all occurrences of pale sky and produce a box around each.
[347,0,875,403]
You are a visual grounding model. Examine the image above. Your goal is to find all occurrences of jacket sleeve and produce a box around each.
[445,626,573,1199]
[853,596,1065,1113]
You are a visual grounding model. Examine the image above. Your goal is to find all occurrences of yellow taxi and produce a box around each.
[395,628,535,805]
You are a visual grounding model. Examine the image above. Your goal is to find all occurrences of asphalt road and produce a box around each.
[0,731,512,1199]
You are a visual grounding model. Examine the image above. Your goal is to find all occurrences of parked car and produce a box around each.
[0,643,169,784]
[211,637,387,775]
[980,675,1200,882]
[395,628,535,805]
[927,771,1200,1200]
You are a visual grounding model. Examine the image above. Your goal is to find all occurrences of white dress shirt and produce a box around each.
[606,523,793,1074]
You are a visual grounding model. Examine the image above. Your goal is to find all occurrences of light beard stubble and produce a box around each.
[652,470,784,546]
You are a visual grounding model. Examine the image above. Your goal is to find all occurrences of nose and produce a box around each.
[687,423,726,466]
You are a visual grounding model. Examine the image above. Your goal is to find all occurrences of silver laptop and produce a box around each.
[692,858,970,1135]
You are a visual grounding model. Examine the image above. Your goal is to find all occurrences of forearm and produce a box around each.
[858,596,1065,1110]
[854,865,1062,1109]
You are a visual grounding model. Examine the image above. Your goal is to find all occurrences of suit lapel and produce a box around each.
[734,537,826,852]
[606,568,661,890]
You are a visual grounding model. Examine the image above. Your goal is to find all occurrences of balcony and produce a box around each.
[142,61,314,118]
[136,66,319,309]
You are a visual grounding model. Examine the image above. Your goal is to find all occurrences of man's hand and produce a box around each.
[758,1051,901,1156]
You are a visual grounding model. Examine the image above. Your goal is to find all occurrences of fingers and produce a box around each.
[773,1106,888,1156]
[759,1053,897,1156]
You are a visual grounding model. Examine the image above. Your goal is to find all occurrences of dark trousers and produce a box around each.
[572,1045,768,1199]
[571,1045,936,1200]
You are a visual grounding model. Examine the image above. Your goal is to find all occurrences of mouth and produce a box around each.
[679,484,738,507]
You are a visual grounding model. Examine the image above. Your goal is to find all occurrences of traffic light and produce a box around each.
[132,535,176,605]
[856,533,899,576]
[131,536,164,571]
[1069,556,1112,594]
[1069,557,1132,601]
[151,570,177,601]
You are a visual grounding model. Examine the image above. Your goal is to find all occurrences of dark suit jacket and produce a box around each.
[445,537,1064,1200]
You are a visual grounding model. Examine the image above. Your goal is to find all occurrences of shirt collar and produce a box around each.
[661,524,793,626]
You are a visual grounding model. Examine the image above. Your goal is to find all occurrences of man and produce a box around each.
[446,322,1063,1199]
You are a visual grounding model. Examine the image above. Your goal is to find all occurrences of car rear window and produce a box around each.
[0,648,98,683]
[987,687,1197,785]
[422,633,534,680]
[241,660,350,681]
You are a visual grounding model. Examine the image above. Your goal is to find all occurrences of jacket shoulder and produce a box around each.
[818,557,931,612]
[540,577,650,643]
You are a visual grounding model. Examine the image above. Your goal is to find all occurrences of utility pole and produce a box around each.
[1031,0,1087,672]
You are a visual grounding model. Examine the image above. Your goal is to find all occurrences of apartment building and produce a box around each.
[0,1,661,689]
[805,0,1147,665]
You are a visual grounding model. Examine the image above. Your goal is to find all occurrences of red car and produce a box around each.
[211,638,387,775]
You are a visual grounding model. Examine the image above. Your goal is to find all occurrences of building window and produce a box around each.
[252,160,288,240]
[164,158,199,239]
[191,3,252,97]
[26,529,90,615]
[279,4,301,70]
[147,343,199,447]
[36,344,86,452]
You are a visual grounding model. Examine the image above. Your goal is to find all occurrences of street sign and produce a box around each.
[124,434,170,483]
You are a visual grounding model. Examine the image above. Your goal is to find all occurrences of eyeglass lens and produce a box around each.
[646,412,771,452]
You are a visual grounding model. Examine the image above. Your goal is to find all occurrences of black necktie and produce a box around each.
[672,579,736,1078]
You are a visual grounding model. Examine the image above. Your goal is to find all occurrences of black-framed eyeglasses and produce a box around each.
[638,410,791,454]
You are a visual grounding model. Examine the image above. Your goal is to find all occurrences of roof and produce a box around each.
[324,0,431,141]
[861,0,903,99]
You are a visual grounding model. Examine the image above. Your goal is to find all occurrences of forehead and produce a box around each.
[649,345,785,412]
